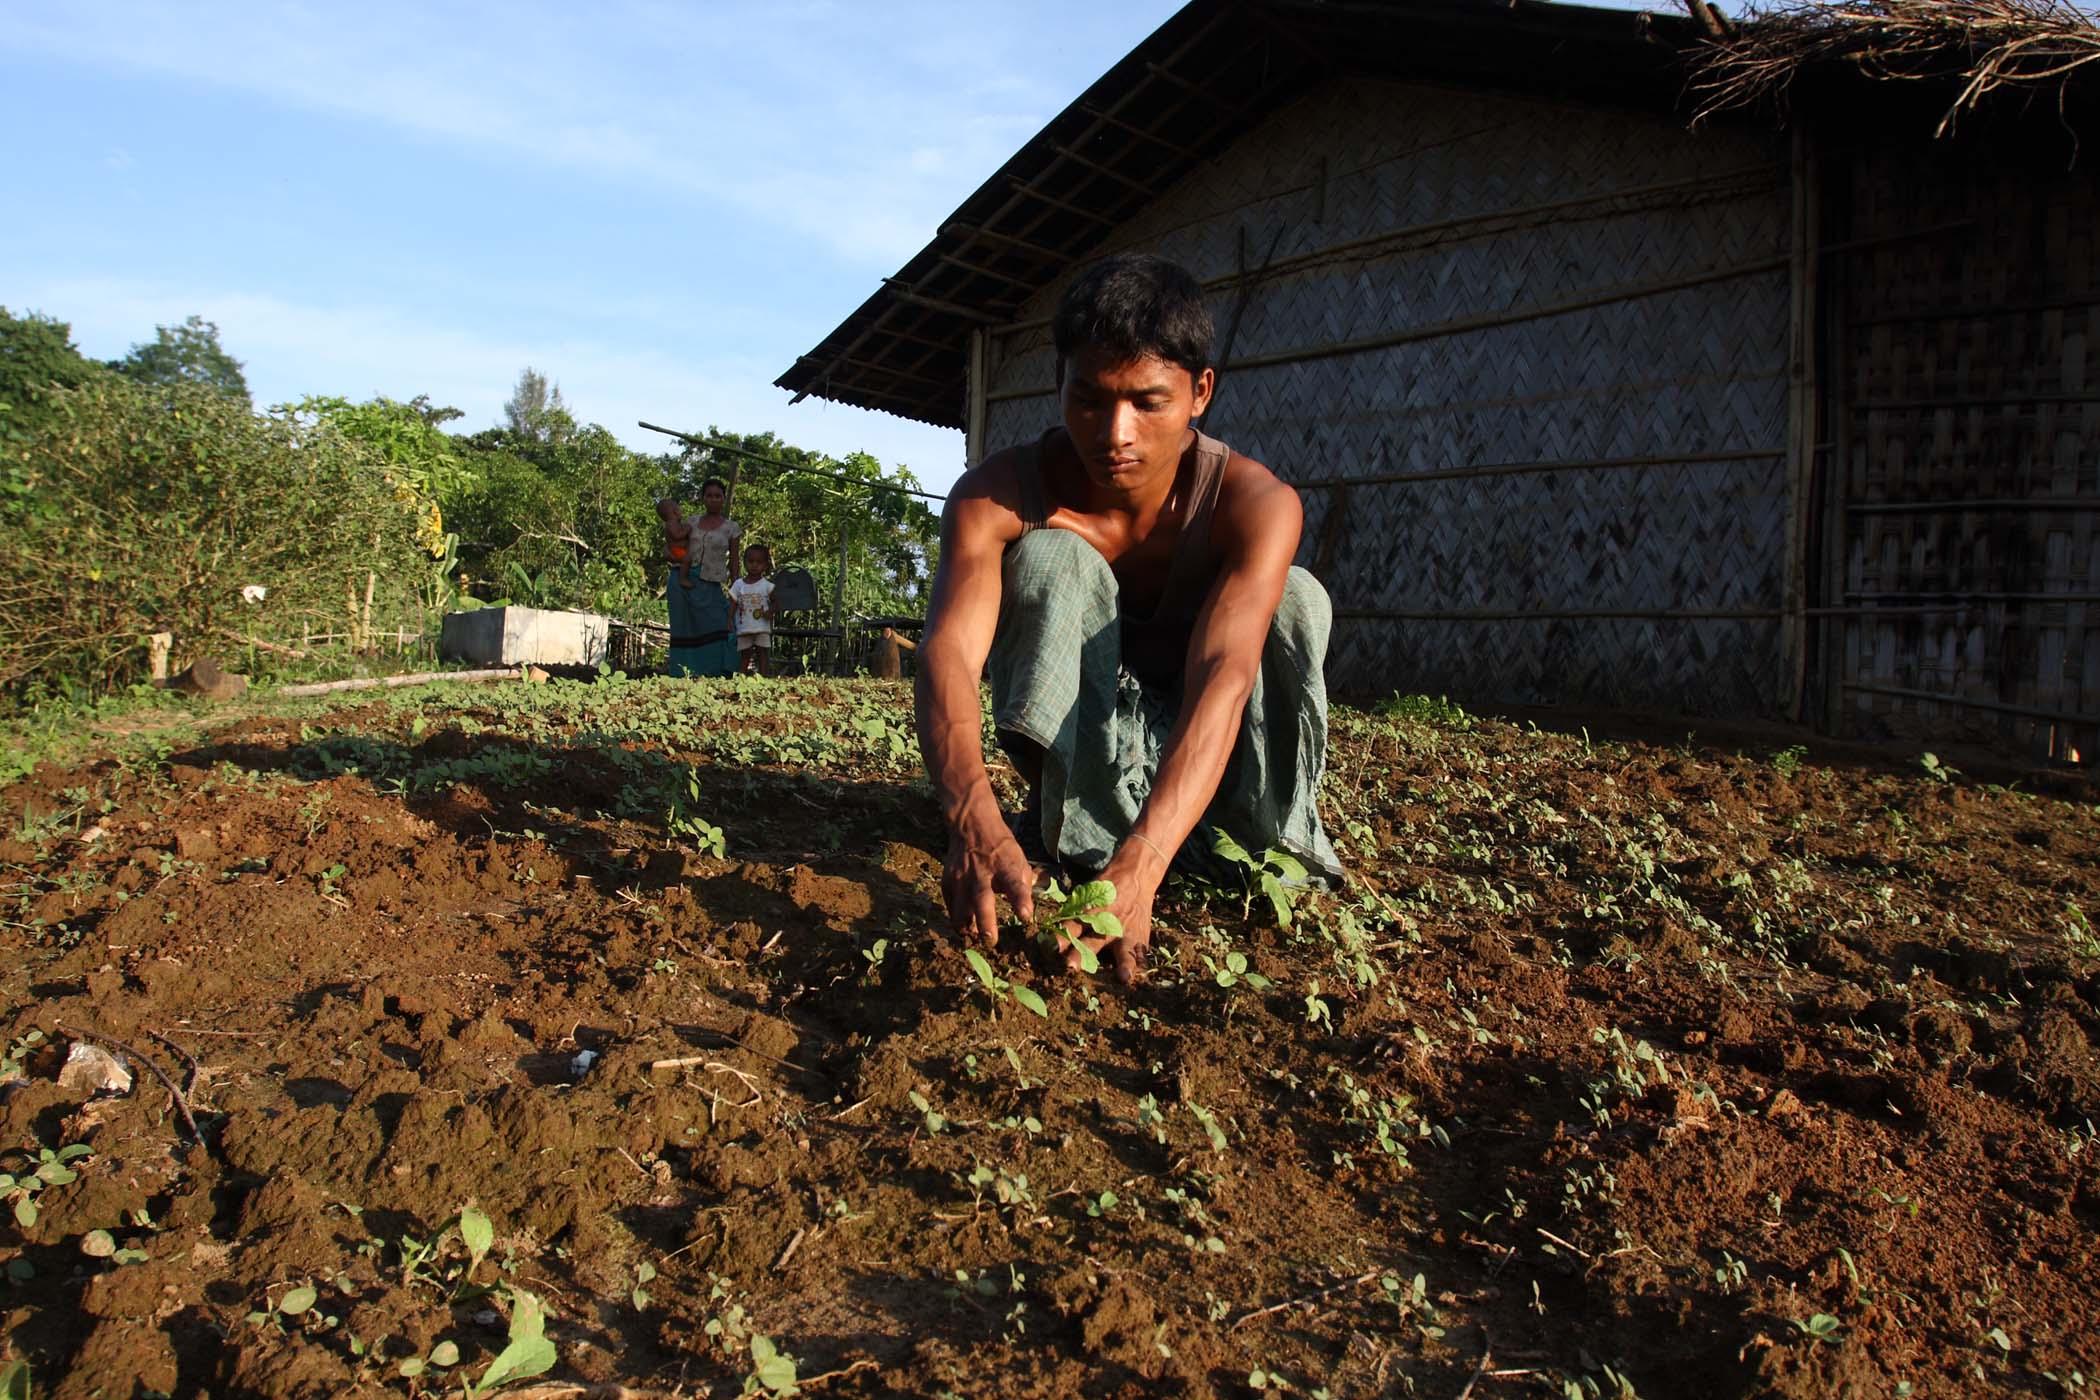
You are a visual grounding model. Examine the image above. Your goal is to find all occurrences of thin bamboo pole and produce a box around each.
[984,255,1792,402]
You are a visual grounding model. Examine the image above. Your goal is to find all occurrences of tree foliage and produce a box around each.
[0,308,105,443]
[1,377,417,701]
[0,321,944,706]
[111,314,250,403]
[501,366,573,444]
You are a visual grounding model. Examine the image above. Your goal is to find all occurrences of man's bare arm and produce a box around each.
[914,464,1035,943]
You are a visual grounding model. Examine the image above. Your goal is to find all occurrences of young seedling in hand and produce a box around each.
[1039,879,1117,976]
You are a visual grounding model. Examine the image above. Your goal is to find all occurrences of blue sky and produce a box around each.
[4,2,1190,491]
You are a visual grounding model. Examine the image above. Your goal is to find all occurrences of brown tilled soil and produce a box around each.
[0,677,2096,1399]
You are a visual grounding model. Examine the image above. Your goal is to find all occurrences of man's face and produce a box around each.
[1057,346,1215,494]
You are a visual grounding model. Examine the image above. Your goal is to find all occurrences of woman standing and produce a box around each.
[664,478,743,678]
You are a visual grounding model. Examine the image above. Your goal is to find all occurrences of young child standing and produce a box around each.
[730,544,775,676]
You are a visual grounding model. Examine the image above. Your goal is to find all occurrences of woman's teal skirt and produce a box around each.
[665,574,738,678]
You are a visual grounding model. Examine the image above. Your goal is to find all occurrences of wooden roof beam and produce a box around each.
[1004,175,1128,228]
[1047,141,1164,200]
[940,222,1069,266]
[1075,101,1208,162]
[878,279,1010,322]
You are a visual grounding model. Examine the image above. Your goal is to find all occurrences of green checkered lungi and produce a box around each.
[986,528,1344,885]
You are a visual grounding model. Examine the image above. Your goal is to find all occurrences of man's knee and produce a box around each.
[1002,529,1115,614]
[1003,524,1117,596]
[1272,566,1332,655]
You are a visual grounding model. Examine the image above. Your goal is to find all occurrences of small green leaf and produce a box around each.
[1012,985,1049,1018]
[14,1196,36,1229]
[458,1205,494,1275]
[963,948,1000,992]
[279,1285,317,1315]
[1063,880,1116,912]
[81,1228,116,1258]
[429,1339,460,1366]
[0,1359,31,1400]
[469,1287,556,1396]
[398,1358,427,1378]
[750,1334,798,1393]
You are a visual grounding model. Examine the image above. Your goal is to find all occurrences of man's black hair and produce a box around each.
[1052,253,1213,378]
[702,477,728,494]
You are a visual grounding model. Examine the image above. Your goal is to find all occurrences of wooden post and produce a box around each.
[361,571,377,654]
[832,515,849,639]
[147,632,173,683]
[965,328,989,469]
[1782,122,1820,722]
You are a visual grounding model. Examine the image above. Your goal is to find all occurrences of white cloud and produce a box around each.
[5,2,1099,268]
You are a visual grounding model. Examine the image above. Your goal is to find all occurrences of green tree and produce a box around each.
[501,366,574,444]
[449,416,668,617]
[111,314,250,402]
[0,308,104,444]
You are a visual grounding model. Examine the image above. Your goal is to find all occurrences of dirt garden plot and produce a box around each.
[0,676,2096,1399]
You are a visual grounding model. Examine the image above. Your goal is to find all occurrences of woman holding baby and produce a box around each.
[661,478,742,678]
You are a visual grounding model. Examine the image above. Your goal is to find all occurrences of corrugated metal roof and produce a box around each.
[775,0,1703,429]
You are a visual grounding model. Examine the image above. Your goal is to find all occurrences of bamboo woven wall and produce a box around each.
[982,77,1793,713]
[1821,139,2100,760]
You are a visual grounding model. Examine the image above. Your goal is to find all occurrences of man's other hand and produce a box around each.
[1061,846,1164,985]
[942,809,1036,946]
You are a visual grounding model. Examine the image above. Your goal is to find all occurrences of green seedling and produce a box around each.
[963,948,1049,1018]
[632,1261,657,1310]
[859,937,889,978]
[1187,1102,1229,1153]
[1790,1313,1843,1345]
[744,1334,798,1396]
[1,1143,91,1228]
[0,1359,29,1400]
[0,1030,44,1080]
[1212,832,1308,927]
[390,1203,496,1301]
[907,1090,946,1134]
[1303,981,1333,1028]
[463,1285,557,1399]
[667,770,728,856]
[1037,879,1116,974]
[318,863,348,900]
[397,1339,461,1380]
[1207,948,1270,992]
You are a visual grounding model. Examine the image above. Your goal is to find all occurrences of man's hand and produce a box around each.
[1058,843,1169,984]
[942,803,1036,947]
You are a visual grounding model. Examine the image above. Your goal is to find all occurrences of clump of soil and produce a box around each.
[0,677,2095,1398]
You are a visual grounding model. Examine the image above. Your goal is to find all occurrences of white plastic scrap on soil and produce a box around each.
[57,1042,133,1096]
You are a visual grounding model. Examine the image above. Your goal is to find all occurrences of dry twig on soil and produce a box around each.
[54,1022,207,1148]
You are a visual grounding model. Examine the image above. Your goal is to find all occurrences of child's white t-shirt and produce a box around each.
[730,577,774,636]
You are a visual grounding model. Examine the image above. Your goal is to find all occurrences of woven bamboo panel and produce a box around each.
[1828,138,2100,761]
[985,77,1793,714]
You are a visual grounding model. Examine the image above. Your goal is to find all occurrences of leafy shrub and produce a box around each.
[0,377,420,702]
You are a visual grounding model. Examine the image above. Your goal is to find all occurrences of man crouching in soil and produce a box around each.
[915,252,1342,983]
